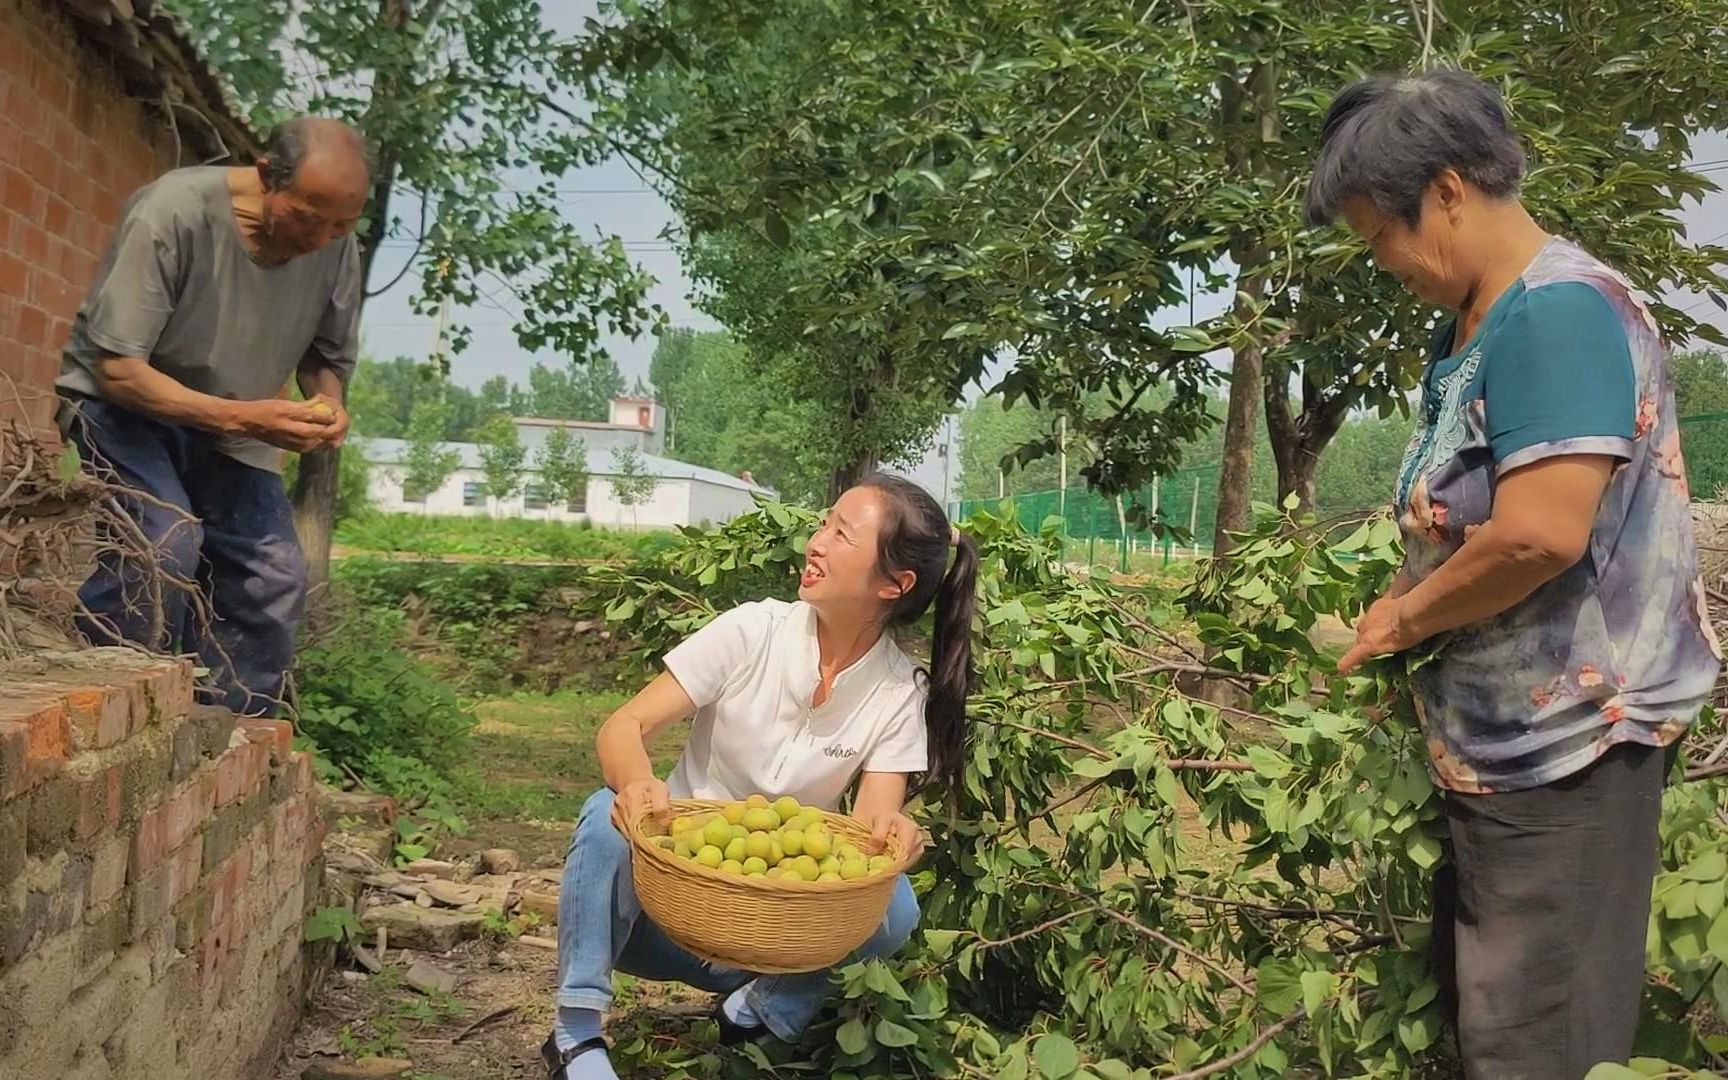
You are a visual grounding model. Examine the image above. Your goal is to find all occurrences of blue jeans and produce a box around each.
[63,396,307,717]
[557,788,921,1042]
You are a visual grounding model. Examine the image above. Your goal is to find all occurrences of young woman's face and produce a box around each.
[799,487,912,611]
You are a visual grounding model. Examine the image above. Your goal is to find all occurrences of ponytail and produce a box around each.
[922,530,977,796]
[854,473,979,799]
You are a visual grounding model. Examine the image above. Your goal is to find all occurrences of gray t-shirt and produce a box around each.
[59,166,361,473]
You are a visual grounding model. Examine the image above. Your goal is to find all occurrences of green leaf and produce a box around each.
[836,1018,869,1055]
[1405,831,1442,870]
[1582,1067,1649,1080]
[1256,959,1303,1013]
[924,929,961,960]
[56,445,81,483]
[1245,746,1293,779]
[1033,1033,1080,1079]
[1300,970,1337,1016]
[1682,851,1726,883]
[1397,1011,1440,1053]
[1153,766,1180,808]
[1707,908,1728,961]
[304,905,361,944]
[1403,977,1440,1015]
[873,1019,918,1048]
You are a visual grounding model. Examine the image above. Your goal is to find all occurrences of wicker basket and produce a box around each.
[625,798,916,974]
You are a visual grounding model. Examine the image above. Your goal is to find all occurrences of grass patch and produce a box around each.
[335,511,676,563]
[455,687,630,823]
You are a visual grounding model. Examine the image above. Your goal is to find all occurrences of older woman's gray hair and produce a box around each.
[1305,69,1526,228]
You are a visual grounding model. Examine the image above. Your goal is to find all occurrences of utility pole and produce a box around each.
[1058,415,1068,518]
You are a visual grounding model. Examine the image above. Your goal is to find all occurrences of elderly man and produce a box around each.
[58,117,369,716]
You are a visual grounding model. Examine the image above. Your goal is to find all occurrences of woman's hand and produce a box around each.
[864,811,925,862]
[612,777,671,836]
[1336,594,1418,674]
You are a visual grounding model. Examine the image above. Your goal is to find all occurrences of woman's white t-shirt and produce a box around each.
[661,599,929,810]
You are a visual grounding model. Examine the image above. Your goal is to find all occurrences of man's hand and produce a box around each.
[304,394,351,449]
[863,810,925,863]
[236,399,337,453]
[612,778,671,837]
[1336,593,1419,674]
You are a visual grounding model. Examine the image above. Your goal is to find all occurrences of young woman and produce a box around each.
[543,474,979,1080]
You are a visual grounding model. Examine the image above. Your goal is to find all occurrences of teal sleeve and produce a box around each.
[1483,282,1636,469]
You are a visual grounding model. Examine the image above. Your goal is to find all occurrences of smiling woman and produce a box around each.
[1308,69,1723,1080]
[538,473,980,1080]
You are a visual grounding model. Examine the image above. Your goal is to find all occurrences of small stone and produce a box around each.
[404,959,460,997]
[388,883,424,902]
[360,904,485,953]
[533,853,563,871]
[403,858,457,879]
[414,892,435,909]
[517,934,557,951]
[423,880,481,908]
[480,848,522,875]
[452,858,478,884]
[302,1059,415,1080]
[519,887,559,925]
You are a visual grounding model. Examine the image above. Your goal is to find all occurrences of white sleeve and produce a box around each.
[662,603,768,709]
[863,690,929,774]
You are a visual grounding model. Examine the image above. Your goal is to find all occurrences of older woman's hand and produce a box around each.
[1337,594,1419,674]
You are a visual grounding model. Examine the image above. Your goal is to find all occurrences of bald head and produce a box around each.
[255,118,371,257]
[261,118,370,193]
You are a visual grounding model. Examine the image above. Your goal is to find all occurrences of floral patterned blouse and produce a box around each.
[1395,237,1721,794]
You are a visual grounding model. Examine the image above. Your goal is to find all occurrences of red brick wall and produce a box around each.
[0,650,326,1079]
[0,0,180,435]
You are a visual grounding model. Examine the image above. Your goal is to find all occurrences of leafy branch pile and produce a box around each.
[586,503,1728,1078]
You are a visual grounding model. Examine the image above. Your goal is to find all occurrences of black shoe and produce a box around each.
[712,1003,769,1046]
[541,1032,608,1077]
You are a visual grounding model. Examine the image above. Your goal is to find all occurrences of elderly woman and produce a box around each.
[1306,70,1721,1078]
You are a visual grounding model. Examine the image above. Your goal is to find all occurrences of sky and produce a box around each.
[355,2,1728,505]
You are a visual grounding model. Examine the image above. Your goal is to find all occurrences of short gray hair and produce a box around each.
[1305,69,1526,227]
[261,117,372,192]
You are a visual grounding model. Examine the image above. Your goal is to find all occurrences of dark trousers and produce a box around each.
[64,396,306,717]
[1431,741,1669,1080]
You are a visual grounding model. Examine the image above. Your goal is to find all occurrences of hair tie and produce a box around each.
[949,525,961,548]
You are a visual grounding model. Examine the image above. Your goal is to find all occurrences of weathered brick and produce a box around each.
[139,772,213,859]
[201,790,266,874]
[0,799,25,891]
[139,659,195,729]
[129,807,164,882]
[213,743,246,807]
[0,722,27,804]
[87,833,127,912]
[168,715,201,784]
[119,732,170,825]
[73,902,125,992]
[237,718,293,764]
[192,704,236,760]
[26,775,77,856]
[244,740,270,800]
[0,693,69,798]
[128,835,201,943]
[73,765,122,843]
[1,864,78,973]
[0,931,74,1061]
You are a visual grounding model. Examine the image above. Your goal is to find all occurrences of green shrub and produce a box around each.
[589,501,1728,1079]
[333,511,674,562]
[295,606,476,796]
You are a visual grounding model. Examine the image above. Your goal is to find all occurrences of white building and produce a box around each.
[360,400,774,529]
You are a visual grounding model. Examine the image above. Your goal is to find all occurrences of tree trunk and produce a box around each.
[827,364,881,501]
[291,0,414,603]
[1263,361,1353,517]
[829,451,880,502]
[1212,279,1266,557]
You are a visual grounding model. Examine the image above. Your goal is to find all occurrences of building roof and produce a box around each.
[53,0,263,163]
[359,438,776,496]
